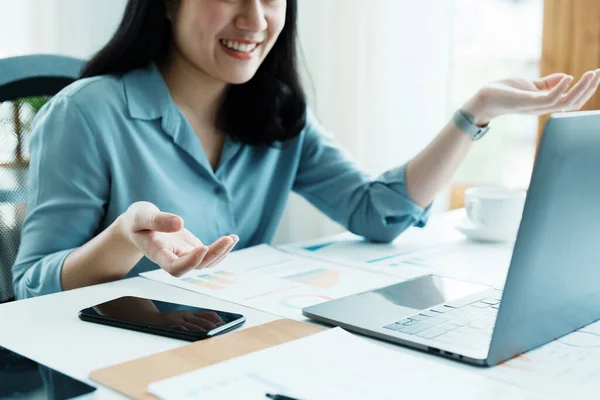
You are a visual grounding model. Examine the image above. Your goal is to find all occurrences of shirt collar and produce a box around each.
[123,63,175,120]
[122,63,243,178]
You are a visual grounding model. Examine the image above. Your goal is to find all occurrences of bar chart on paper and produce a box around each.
[140,245,397,320]
[182,271,236,290]
[282,268,340,288]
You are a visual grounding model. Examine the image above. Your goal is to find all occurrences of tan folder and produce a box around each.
[89,319,324,399]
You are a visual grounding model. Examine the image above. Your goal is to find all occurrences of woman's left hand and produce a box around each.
[464,69,600,125]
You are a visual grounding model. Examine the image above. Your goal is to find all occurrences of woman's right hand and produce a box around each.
[117,201,238,277]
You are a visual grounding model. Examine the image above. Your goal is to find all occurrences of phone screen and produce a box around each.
[78,296,245,341]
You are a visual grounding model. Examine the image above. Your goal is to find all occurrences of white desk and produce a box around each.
[0,278,279,399]
[0,212,548,399]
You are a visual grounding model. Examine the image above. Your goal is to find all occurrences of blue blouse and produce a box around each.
[12,64,429,299]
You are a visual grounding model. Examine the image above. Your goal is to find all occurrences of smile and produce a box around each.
[219,39,260,53]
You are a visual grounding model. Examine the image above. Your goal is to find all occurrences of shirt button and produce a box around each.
[214,186,224,195]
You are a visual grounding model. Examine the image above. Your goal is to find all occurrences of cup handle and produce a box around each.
[466,198,482,224]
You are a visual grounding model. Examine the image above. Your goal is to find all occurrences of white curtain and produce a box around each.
[274,0,455,244]
[0,0,126,59]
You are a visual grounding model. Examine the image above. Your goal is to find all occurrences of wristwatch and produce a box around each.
[453,108,490,141]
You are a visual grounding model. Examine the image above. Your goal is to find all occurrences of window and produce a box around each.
[450,0,544,190]
[0,97,48,165]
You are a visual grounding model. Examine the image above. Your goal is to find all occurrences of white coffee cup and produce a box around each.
[464,187,527,233]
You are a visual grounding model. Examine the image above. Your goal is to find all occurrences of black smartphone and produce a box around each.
[78,296,246,341]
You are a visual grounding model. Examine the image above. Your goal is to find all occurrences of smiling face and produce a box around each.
[168,0,287,84]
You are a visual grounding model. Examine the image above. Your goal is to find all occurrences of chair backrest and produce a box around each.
[0,54,84,303]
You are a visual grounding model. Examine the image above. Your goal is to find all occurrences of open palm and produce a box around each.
[121,201,238,278]
[480,69,600,120]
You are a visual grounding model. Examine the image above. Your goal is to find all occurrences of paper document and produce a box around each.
[483,319,600,398]
[279,215,463,267]
[282,233,513,288]
[140,245,397,320]
[148,328,543,400]
[386,242,513,288]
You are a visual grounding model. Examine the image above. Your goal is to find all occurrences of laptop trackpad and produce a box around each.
[369,275,490,311]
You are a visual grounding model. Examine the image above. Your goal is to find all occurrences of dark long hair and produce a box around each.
[80,0,306,146]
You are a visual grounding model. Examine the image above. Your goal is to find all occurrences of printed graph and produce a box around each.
[182,271,236,290]
[282,268,340,289]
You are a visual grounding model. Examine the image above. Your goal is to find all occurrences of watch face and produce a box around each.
[473,126,490,140]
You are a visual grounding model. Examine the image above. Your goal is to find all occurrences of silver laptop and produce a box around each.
[303,111,600,366]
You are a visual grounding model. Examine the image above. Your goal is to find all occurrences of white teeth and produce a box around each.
[220,39,258,53]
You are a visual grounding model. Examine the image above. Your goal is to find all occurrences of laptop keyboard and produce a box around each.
[383,294,502,350]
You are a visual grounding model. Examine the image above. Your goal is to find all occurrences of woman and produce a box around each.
[12,0,600,299]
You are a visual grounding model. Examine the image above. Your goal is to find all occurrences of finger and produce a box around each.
[536,75,573,105]
[168,246,209,277]
[569,71,600,110]
[533,73,569,91]
[195,236,234,270]
[555,71,595,110]
[522,71,598,115]
[193,311,224,325]
[203,235,239,269]
[192,237,231,270]
[203,236,239,269]
[496,78,537,91]
[137,232,193,267]
[182,229,204,248]
[195,238,233,270]
[152,248,179,270]
[174,243,196,257]
[515,75,573,112]
[132,211,183,233]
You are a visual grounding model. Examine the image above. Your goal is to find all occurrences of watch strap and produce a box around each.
[453,109,489,141]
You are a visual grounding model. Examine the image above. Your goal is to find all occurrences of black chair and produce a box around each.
[0,54,84,303]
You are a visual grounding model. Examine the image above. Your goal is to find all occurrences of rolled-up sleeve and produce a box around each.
[293,111,430,243]
[12,95,109,299]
